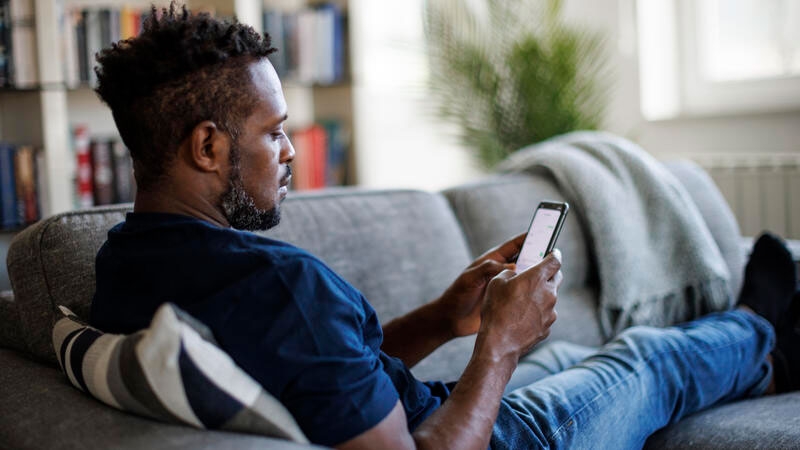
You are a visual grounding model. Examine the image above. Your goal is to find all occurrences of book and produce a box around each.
[296,9,315,85]
[13,145,37,224]
[73,126,93,208]
[76,10,88,83]
[84,9,101,85]
[110,140,134,203]
[61,8,80,87]
[0,0,10,86]
[291,125,330,190]
[9,0,37,88]
[120,6,139,40]
[315,5,335,85]
[290,127,311,190]
[321,120,347,186]
[34,150,47,220]
[263,10,286,77]
[0,143,18,228]
[308,124,327,189]
[90,139,114,205]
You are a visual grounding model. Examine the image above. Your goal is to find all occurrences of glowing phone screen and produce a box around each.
[516,207,561,272]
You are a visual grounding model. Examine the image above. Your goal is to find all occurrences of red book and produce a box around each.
[73,125,94,208]
[291,128,311,191]
[308,124,328,189]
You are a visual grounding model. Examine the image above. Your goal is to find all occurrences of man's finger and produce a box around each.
[491,269,516,282]
[529,252,562,283]
[469,260,506,284]
[494,232,528,261]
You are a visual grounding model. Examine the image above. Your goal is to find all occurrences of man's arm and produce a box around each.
[341,253,563,450]
[381,234,526,367]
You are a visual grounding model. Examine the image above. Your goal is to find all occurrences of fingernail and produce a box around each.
[551,249,562,262]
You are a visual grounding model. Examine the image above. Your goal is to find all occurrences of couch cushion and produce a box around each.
[0,349,325,450]
[53,303,307,443]
[644,392,800,449]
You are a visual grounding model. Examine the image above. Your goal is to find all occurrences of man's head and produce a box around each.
[94,3,294,230]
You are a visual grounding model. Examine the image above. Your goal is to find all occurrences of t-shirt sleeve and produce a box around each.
[218,255,400,446]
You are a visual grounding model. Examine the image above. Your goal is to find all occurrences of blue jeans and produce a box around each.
[491,310,775,449]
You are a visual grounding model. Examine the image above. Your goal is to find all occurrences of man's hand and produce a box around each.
[478,251,563,361]
[343,249,564,450]
[434,233,527,338]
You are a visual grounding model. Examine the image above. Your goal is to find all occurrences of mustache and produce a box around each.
[281,165,292,183]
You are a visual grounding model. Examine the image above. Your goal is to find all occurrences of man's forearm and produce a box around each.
[381,299,453,367]
[411,336,518,450]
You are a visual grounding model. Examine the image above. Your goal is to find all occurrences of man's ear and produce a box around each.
[186,120,230,173]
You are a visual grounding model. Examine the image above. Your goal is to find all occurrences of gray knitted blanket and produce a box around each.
[498,131,733,339]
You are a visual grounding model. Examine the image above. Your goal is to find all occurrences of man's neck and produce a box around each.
[133,186,231,229]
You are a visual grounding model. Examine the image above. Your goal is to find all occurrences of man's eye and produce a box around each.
[271,131,284,140]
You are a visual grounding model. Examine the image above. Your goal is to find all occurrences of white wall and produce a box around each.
[561,0,800,157]
[349,0,485,191]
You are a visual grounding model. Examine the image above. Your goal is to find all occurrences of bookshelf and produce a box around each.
[0,0,355,289]
[0,0,355,220]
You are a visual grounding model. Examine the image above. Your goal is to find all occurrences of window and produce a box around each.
[637,0,800,120]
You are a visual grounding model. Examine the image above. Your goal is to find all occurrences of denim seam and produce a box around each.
[546,316,771,443]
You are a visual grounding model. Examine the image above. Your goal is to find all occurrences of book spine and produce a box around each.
[73,126,94,208]
[85,9,100,85]
[110,139,133,203]
[323,120,347,186]
[309,124,327,189]
[0,0,10,86]
[0,143,19,228]
[90,139,113,205]
[76,10,88,83]
[13,145,36,223]
[34,150,47,218]
[297,10,315,84]
[9,0,37,88]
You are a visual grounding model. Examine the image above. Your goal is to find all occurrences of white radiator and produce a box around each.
[667,153,800,239]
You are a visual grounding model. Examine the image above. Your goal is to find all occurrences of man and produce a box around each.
[90,5,799,449]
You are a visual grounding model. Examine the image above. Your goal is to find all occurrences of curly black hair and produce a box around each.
[94,2,277,190]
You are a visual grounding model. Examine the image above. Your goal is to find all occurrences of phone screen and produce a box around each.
[516,203,568,272]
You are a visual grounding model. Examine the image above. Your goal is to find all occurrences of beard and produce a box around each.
[220,147,282,231]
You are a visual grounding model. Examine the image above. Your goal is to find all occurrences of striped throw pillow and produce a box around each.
[52,303,308,443]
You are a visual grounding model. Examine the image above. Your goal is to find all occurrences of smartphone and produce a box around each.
[515,201,569,272]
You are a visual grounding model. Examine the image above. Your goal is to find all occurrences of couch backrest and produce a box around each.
[443,172,607,347]
[5,189,474,381]
[442,160,745,348]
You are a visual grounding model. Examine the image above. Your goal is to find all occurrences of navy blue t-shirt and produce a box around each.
[90,213,451,446]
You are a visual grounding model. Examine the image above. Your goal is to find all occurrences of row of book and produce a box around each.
[0,129,135,230]
[0,143,41,229]
[61,6,146,87]
[263,3,346,86]
[0,0,37,88]
[0,1,149,88]
[72,126,135,209]
[290,120,349,190]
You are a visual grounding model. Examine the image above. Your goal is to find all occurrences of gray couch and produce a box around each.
[2,161,799,449]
